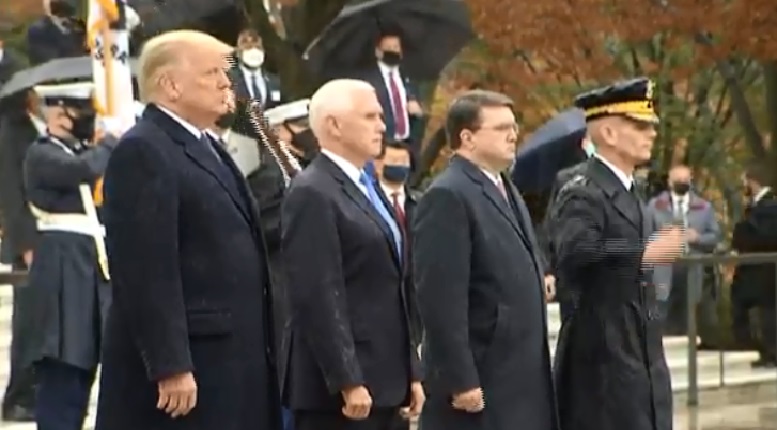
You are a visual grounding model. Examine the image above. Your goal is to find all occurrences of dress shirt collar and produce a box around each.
[157,105,202,139]
[378,61,399,76]
[380,182,405,200]
[480,169,502,187]
[594,154,633,190]
[754,186,772,204]
[322,149,364,187]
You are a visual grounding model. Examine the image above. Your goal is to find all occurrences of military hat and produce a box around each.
[574,77,658,124]
[265,99,310,126]
[34,81,94,109]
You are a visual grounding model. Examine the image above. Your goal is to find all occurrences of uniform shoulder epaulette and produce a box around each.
[558,174,588,195]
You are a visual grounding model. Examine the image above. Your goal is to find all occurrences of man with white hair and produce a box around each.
[281,79,424,430]
[95,30,282,430]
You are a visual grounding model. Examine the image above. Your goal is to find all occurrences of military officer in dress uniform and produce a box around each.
[551,78,685,430]
[24,82,117,430]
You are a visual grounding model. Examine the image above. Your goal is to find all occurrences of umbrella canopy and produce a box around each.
[304,0,473,81]
[0,56,139,98]
[511,108,587,194]
[128,0,238,37]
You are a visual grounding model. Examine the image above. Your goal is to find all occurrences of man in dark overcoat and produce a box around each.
[413,90,557,430]
[551,78,685,430]
[94,30,282,430]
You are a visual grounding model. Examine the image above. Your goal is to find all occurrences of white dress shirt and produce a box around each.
[322,149,368,196]
[381,183,406,209]
[157,105,202,139]
[377,61,409,140]
[241,66,267,103]
[594,154,633,190]
[670,192,689,215]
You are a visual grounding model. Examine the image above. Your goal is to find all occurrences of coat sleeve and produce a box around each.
[281,182,364,393]
[554,186,646,273]
[103,138,193,381]
[412,186,479,394]
[693,205,721,252]
[24,138,116,191]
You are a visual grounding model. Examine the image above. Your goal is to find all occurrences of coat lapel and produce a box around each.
[317,156,401,267]
[144,105,252,223]
[588,158,641,231]
[454,156,528,244]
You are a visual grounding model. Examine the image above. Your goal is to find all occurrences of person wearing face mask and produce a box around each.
[731,166,777,368]
[26,0,87,65]
[374,140,422,353]
[355,30,423,162]
[230,28,281,109]
[22,82,116,430]
[647,164,721,338]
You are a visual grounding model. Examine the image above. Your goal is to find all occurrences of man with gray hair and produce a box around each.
[95,30,282,430]
[281,79,423,430]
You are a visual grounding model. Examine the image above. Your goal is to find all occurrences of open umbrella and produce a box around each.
[511,108,587,194]
[304,0,473,80]
[127,0,238,36]
[0,56,138,98]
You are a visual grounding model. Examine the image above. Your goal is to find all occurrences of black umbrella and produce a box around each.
[0,56,139,98]
[511,108,587,194]
[128,0,238,37]
[304,0,473,81]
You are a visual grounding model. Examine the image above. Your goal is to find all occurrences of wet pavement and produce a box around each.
[674,383,777,429]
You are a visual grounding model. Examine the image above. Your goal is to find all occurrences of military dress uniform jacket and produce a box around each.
[551,157,671,430]
[24,134,116,371]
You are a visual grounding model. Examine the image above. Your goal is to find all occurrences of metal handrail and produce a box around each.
[674,252,777,406]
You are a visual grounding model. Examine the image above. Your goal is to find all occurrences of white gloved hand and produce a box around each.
[125,5,141,30]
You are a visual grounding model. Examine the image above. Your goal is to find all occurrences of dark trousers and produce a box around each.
[35,358,96,430]
[758,306,776,360]
[2,263,38,411]
[664,268,719,340]
[294,408,407,430]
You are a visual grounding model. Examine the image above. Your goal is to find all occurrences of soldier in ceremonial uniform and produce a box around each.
[24,82,117,430]
[551,78,685,430]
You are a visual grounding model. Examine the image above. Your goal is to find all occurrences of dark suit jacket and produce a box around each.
[0,114,40,265]
[731,190,777,304]
[26,17,85,65]
[356,65,420,141]
[230,64,282,109]
[413,155,556,430]
[95,104,281,430]
[281,154,421,411]
[402,188,423,346]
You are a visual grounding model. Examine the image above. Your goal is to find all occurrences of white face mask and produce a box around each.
[241,48,265,69]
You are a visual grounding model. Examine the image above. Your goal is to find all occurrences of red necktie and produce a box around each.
[391,191,406,229]
[388,71,407,137]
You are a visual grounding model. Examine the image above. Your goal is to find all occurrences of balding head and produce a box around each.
[309,80,385,166]
[137,30,233,129]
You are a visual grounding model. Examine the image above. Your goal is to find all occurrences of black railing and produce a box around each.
[675,252,777,406]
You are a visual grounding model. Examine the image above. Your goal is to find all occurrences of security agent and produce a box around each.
[24,82,116,430]
[550,77,685,430]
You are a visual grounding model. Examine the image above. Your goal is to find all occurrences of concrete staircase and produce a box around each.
[0,287,774,428]
[546,302,777,392]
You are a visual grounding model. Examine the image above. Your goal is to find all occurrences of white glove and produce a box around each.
[125,5,141,30]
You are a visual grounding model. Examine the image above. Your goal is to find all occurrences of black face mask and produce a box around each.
[290,128,318,155]
[66,111,96,142]
[381,51,402,66]
[49,0,76,18]
[383,164,410,184]
[215,111,237,130]
[671,182,690,195]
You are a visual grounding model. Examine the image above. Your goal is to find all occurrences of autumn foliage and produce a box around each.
[461,0,777,127]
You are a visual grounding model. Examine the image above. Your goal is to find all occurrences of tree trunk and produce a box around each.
[242,0,349,99]
[762,60,777,187]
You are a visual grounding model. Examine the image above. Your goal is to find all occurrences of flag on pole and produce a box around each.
[88,0,136,136]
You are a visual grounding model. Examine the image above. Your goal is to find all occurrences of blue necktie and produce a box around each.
[359,172,402,258]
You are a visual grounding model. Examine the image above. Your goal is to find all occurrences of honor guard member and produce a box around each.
[551,78,685,430]
[24,81,117,430]
[265,98,318,168]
